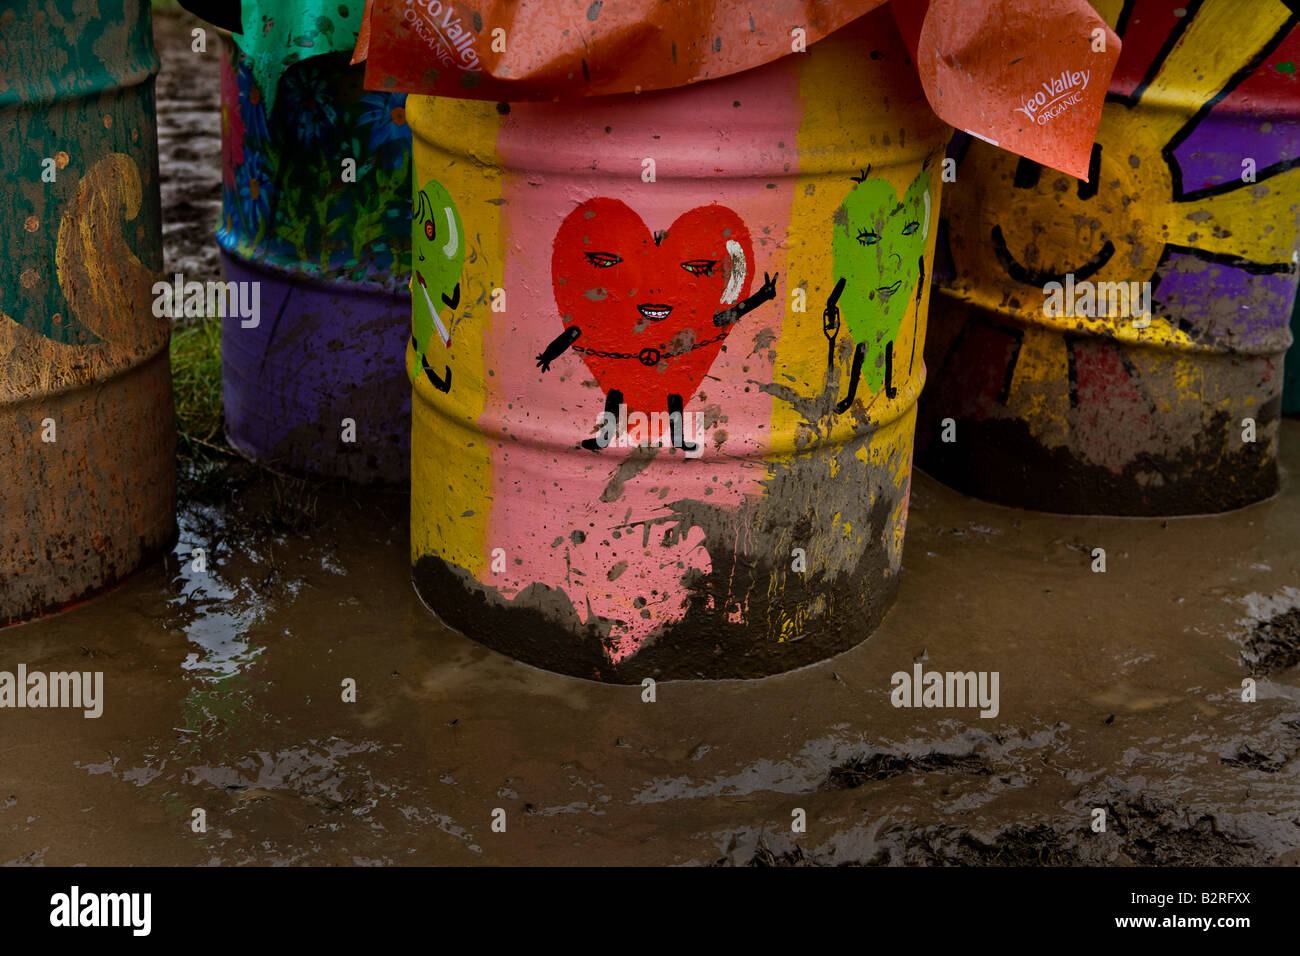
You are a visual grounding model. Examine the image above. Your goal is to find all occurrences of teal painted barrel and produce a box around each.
[0,0,173,625]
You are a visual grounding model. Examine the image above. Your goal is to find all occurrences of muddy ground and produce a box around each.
[3,9,1299,867]
[155,3,222,290]
[7,425,1300,866]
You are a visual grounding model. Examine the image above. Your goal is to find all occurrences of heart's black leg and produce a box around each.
[667,393,698,454]
[582,389,623,451]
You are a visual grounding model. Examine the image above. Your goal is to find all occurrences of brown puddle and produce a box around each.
[4,420,1300,866]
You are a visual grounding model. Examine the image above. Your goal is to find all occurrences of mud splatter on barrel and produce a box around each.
[217,38,412,484]
[408,9,951,681]
[918,0,1300,515]
[1,0,174,625]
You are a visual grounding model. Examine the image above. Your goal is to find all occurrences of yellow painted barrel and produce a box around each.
[918,0,1300,515]
[408,9,951,681]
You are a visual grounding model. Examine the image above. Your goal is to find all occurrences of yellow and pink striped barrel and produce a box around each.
[407,10,951,681]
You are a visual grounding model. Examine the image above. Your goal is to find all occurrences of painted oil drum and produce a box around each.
[408,8,951,681]
[917,0,1300,516]
[1,0,173,625]
[1286,292,1300,414]
[217,38,412,484]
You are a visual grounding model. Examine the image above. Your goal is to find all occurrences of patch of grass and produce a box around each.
[250,474,321,536]
[170,316,232,463]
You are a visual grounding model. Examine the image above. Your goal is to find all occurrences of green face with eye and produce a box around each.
[410,177,465,380]
[831,170,930,388]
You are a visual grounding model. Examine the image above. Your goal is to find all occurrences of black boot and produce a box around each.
[582,389,623,451]
[667,393,699,454]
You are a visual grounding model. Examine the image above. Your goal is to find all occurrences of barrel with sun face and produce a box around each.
[407,8,951,681]
[1,0,173,625]
[918,0,1300,515]
[217,39,412,484]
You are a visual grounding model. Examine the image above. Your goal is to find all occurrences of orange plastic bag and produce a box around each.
[353,0,1119,178]
[895,0,1119,179]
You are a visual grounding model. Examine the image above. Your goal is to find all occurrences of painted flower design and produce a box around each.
[217,41,410,290]
[235,151,272,232]
[236,59,271,146]
[358,90,410,153]
[277,63,340,149]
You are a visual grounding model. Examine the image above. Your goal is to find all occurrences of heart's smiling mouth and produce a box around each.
[877,280,902,296]
[637,303,673,321]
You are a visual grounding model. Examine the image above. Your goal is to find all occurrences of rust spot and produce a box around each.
[55,151,69,169]
[24,216,39,232]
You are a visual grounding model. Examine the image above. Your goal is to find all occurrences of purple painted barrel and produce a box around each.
[217,38,412,483]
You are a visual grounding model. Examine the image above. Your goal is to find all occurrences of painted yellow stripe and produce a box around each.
[408,95,503,572]
[1170,164,1300,264]
[1136,2,1294,143]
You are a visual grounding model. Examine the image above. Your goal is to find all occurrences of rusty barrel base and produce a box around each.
[916,411,1279,517]
[2,351,176,625]
[414,501,901,684]
[220,253,411,485]
[916,303,1281,517]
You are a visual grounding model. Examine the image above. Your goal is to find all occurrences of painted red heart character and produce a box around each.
[539,197,777,452]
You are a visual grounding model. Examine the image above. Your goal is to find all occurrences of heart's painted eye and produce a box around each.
[901,221,919,236]
[680,259,717,277]
[856,229,880,246]
[583,252,622,268]
[424,219,435,240]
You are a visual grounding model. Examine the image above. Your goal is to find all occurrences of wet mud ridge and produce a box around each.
[5,425,1300,866]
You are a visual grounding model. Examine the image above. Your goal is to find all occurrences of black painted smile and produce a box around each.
[637,303,673,321]
[991,225,1116,286]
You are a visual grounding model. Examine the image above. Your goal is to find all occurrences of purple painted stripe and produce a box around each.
[1154,249,1297,350]
[1172,114,1300,194]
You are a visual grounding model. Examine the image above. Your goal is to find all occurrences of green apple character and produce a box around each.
[825,167,931,412]
[410,177,465,393]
